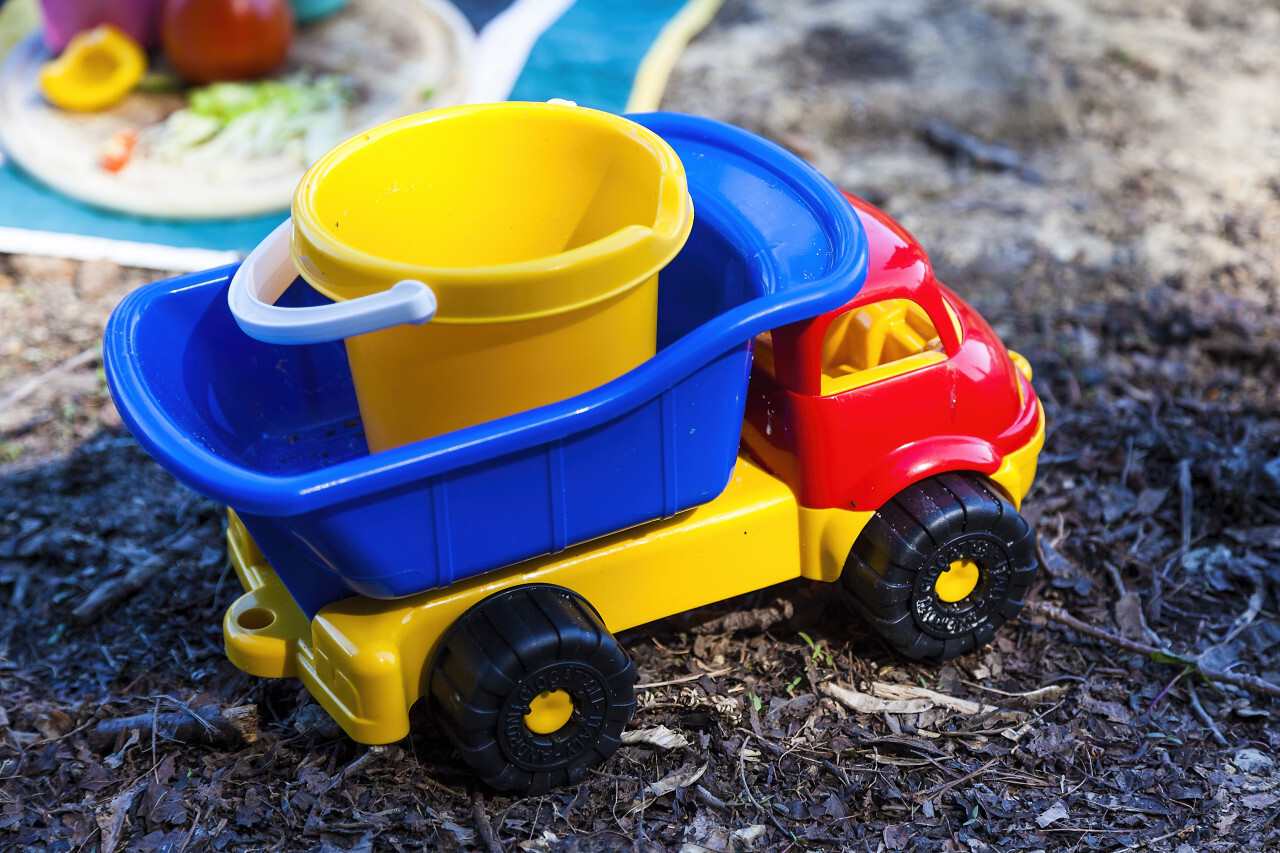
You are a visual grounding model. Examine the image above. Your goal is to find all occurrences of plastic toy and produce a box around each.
[104,103,1044,795]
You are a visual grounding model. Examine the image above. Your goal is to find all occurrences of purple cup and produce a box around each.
[38,0,164,53]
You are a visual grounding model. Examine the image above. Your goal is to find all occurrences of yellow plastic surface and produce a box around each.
[38,24,146,112]
[797,504,875,582]
[820,298,946,396]
[290,102,693,450]
[344,284,658,447]
[937,558,981,602]
[989,401,1046,510]
[1008,350,1033,382]
[223,511,310,679]
[525,690,575,734]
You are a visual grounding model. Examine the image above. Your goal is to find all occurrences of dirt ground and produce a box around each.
[4,0,1280,850]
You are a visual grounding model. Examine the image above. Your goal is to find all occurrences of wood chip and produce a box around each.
[692,600,793,635]
[732,825,768,845]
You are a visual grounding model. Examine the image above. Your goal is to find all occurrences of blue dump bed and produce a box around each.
[104,113,869,617]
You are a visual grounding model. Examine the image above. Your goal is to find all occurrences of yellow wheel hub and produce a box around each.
[524,689,574,734]
[936,558,980,603]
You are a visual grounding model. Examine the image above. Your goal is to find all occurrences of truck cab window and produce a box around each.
[819,299,946,395]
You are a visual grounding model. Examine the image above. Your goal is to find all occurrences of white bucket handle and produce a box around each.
[228,218,437,345]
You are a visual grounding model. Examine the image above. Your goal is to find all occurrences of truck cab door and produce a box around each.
[743,292,970,511]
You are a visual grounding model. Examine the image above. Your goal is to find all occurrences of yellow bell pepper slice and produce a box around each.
[39,24,147,112]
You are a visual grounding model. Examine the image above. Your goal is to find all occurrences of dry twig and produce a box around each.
[1030,601,1280,699]
[739,735,795,840]
[1178,459,1193,551]
[1187,683,1228,746]
[694,784,728,811]
[746,727,851,787]
[89,704,258,751]
[1222,564,1266,646]
[636,666,734,690]
[73,559,168,623]
[0,347,99,419]
[471,791,504,853]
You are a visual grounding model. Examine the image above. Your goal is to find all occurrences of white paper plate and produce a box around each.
[0,0,474,219]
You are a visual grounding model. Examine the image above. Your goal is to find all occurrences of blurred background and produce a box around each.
[3,1,1280,850]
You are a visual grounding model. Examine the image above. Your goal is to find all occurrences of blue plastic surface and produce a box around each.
[103,113,870,617]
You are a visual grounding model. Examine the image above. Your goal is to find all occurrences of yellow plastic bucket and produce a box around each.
[290,102,694,452]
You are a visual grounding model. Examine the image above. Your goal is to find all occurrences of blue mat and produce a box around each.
[0,0,706,267]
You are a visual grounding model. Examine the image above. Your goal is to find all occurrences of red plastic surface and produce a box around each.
[742,193,1042,511]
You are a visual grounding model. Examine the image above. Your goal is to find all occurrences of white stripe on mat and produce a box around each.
[0,226,241,272]
[466,0,576,103]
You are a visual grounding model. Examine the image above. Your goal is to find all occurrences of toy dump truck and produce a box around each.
[104,105,1043,794]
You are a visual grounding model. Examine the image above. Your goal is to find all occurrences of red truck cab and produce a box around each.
[745,193,1044,659]
[745,193,1041,512]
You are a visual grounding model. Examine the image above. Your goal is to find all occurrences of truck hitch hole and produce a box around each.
[237,607,276,631]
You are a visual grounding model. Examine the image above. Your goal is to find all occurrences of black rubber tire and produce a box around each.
[428,585,637,794]
[841,472,1038,661]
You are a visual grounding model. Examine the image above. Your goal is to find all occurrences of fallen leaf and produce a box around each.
[1039,538,1079,579]
[1241,792,1279,810]
[153,753,177,786]
[1114,591,1147,641]
[298,765,331,796]
[627,763,709,815]
[1080,692,1132,723]
[1232,748,1275,776]
[442,822,476,844]
[96,781,145,853]
[1134,487,1169,515]
[693,601,793,634]
[1017,684,1069,705]
[143,783,189,826]
[621,724,690,750]
[34,707,72,739]
[648,762,707,799]
[822,793,848,820]
[103,728,140,770]
[884,824,911,850]
[1001,723,1033,742]
[1037,802,1069,827]
[517,830,558,852]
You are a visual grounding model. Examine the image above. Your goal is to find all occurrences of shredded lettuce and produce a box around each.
[139,73,354,168]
